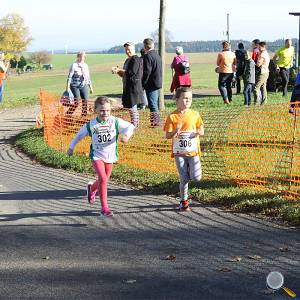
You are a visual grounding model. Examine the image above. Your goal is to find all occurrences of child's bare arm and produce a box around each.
[118,119,135,143]
[119,134,131,143]
[165,124,182,139]
[166,131,178,139]
[197,125,204,136]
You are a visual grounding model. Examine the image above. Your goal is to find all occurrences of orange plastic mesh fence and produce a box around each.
[40,90,300,198]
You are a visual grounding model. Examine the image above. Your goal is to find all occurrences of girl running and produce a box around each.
[68,96,135,217]
[163,87,204,211]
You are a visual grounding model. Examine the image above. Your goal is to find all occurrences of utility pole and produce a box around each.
[226,13,230,43]
[289,12,300,69]
[295,43,298,67]
[158,0,166,111]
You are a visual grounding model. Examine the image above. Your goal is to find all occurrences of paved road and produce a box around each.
[0,106,299,300]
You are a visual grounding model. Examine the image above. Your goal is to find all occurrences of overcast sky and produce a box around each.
[1,0,300,51]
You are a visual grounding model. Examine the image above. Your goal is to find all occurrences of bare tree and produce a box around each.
[150,28,173,49]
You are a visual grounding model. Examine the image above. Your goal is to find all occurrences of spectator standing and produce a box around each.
[216,41,236,104]
[66,51,93,116]
[273,39,295,96]
[170,46,192,93]
[289,72,300,113]
[112,42,143,127]
[142,38,162,127]
[242,51,255,107]
[251,39,260,63]
[0,52,9,103]
[138,48,148,110]
[235,43,246,94]
[252,39,261,83]
[254,42,270,105]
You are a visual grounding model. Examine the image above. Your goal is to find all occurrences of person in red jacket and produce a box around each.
[170,46,192,93]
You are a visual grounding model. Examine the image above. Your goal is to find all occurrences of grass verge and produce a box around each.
[15,127,300,226]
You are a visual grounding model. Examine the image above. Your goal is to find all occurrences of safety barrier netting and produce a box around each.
[39,90,300,198]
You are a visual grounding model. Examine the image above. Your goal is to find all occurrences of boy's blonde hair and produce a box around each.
[174,87,192,100]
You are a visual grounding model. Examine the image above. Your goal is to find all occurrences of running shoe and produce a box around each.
[87,181,96,204]
[179,200,191,212]
[100,210,113,217]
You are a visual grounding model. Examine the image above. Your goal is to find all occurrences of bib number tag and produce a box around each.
[173,132,198,154]
[94,132,114,149]
[92,123,115,150]
[97,133,111,144]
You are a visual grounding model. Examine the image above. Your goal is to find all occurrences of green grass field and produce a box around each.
[1,53,233,108]
[1,52,289,108]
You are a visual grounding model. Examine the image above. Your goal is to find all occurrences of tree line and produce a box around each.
[102,39,299,54]
[1,12,298,70]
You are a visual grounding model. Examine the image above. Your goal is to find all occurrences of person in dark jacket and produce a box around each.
[142,38,162,127]
[235,42,246,94]
[242,51,255,107]
[112,42,143,127]
[289,72,300,114]
[138,48,148,110]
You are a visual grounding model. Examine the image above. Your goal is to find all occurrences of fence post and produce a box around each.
[58,108,63,152]
[288,102,298,192]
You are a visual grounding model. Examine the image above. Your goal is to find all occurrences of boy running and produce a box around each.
[163,87,204,211]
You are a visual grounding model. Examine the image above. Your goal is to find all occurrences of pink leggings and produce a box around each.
[91,160,113,212]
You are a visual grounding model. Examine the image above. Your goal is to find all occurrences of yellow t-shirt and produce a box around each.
[275,46,294,68]
[164,109,203,157]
